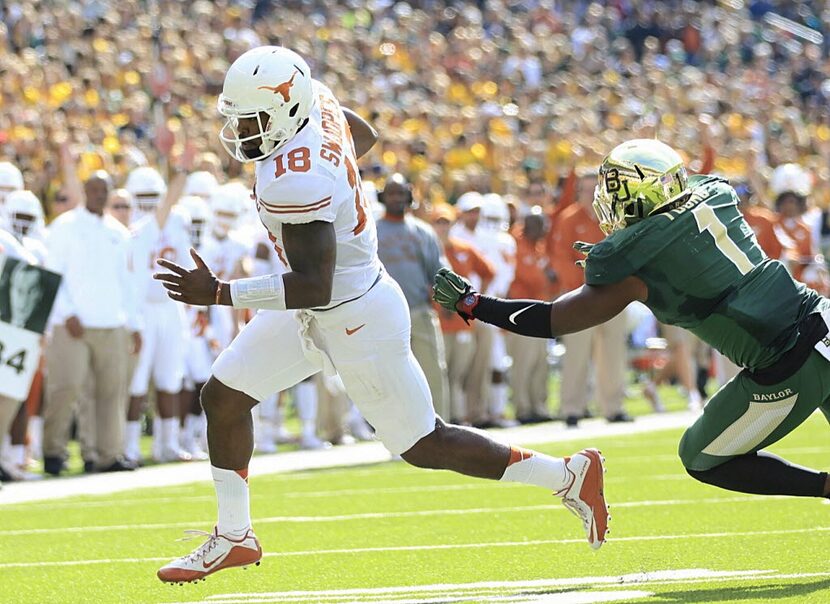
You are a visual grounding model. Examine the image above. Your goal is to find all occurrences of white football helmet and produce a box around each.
[184,171,219,201]
[456,191,483,213]
[0,162,24,204]
[770,163,811,199]
[5,190,43,240]
[209,182,248,237]
[176,195,212,248]
[218,46,314,163]
[125,166,167,216]
[479,193,509,232]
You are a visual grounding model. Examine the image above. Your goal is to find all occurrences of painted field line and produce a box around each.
[2,527,829,570]
[201,569,766,600]
[0,474,698,512]
[192,592,654,604]
[172,570,830,604]
[0,494,799,537]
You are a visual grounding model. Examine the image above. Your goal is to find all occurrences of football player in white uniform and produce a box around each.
[154,46,608,583]
[126,166,191,464]
[0,162,24,230]
[202,182,250,348]
[184,171,220,203]
[175,195,214,460]
[2,190,47,474]
[478,194,518,427]
[4,190,47,264]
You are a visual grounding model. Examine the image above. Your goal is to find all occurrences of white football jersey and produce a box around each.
[201,230,249,281]
[201,230,251,348]
[0,226,34,263]
[475,230,516,298]
[130,212,192,304]
[253,80,381,308]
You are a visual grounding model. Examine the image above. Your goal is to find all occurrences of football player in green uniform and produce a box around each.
[434,138,830,499]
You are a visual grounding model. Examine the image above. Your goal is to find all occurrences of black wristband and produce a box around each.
[472,296,554,339]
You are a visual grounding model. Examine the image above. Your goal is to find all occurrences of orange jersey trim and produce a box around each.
[258,196,332,214]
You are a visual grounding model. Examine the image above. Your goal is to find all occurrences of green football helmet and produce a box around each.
[593,139,689,235]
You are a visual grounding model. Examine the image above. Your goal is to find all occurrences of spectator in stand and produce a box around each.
[376,173,450,419]
[550,168,629,427]
[431,203,495,424]
[507,206,556,424]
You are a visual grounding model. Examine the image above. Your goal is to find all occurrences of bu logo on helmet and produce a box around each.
[257,71,298,103]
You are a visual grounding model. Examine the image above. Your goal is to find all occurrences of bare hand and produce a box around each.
[65,315,84,339]
[130,331,142,355]
[153,248,222,306]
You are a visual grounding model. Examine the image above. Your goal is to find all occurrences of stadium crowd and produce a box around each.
[0,0,829,482]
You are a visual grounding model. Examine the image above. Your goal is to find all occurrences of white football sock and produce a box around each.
[183,415,199,449]
[294,381,318,440]
[500,446,570,492]
[11,444,25,467]
[688,389,703,411]
[161,418,179,452]
[152,416,162,459]
[212,466,251,536]
[28,415,43,461]
[195,413,208,450]
[125,421,142,460]
[0,434,11,467]
[491,383,508,416]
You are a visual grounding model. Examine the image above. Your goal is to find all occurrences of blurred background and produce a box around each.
[0,0,826,212]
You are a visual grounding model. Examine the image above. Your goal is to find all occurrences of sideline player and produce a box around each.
[126,166,191,463]
[435,139,830,505]
[153,46,608,583]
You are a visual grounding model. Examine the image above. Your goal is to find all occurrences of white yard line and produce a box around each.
[170,569,830,604]
[200,569,767,600]
[0,494,796,537]
[1,527,827,570]
[0,474,700,511]
[0,412,698,506]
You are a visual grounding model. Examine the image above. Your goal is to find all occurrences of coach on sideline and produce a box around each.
[42,171,141,475]
[376,174,450,419]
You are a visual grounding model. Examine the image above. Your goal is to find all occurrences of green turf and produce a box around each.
[1,410,828,604]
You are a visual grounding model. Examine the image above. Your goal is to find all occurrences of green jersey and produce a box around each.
[583,174,826,371]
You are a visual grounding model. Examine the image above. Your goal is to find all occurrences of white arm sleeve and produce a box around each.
[230,273,286,310]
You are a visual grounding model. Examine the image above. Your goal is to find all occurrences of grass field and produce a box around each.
[1,411,828,604]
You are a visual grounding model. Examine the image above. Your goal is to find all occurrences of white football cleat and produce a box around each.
[157,527,262,583]
[348,418,375,442]
[556,448,609,550]
[256,440,278,454]
[155,446,192,464]
[299,434,331,450]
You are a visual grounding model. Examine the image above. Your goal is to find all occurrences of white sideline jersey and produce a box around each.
[253,80,381,308]
[130,212,192,304]
[201,231,249,280]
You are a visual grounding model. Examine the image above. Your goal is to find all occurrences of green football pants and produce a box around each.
[679,350,830,471]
